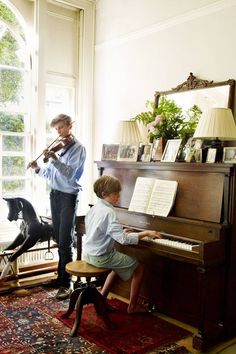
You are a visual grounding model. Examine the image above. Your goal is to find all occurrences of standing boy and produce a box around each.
[28,114,86,300]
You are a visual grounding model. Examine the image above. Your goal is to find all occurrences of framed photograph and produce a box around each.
[185,151,194,163]
[206,148,217,163]
[118,144,139,162]
[223,147,236,163]
[161,139,182,162]
[194,149,202,163]
[101,144,119,161]
[193,139,203,150]
[183,138,203,162]
[151,139,165,161]
[141,144,153,162]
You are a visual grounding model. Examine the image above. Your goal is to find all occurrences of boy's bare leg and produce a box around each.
[128,263,147,314]
[101,270,118,298]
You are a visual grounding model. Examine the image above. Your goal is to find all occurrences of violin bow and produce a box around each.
[27,135,61,169]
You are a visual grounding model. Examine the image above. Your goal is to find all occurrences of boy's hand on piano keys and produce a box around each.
[124,228,134,234]
[138,230,161,240]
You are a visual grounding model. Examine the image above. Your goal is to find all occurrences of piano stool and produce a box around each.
[61,260,114,336]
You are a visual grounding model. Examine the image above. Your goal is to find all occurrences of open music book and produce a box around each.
[128,177,178,217]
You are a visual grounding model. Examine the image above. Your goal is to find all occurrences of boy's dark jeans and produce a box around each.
[50,189,77,288]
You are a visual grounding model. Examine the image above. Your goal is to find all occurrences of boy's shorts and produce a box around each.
[83,249,139,281]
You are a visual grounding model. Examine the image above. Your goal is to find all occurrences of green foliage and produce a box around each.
[3,135,23,151]
[180,104,202,138]
[0,1,25,39]
[0,1,26,195]
[0,69,22,103]
[133,96,202,141]
[0,1,24,103]
[2,180,25,194]
[0,31,21,66]
[0,1,17,24]
[3,156,25,176]
[0,112,24,132]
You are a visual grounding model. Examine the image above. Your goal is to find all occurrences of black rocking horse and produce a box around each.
[0,197,56,279]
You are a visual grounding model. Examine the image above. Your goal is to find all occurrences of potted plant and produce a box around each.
[132,96,201,143]
[133,96,202,160]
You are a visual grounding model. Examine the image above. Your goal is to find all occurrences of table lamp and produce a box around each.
[193,108,236,162]
[118,120,142,143]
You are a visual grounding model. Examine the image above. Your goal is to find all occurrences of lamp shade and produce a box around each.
[193,107,236,140]
[118,120,142,143]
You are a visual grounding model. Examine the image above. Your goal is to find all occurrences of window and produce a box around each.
[0,0,31,232]
[0,0,95,242]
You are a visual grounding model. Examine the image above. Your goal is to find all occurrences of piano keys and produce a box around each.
[142,233,200,252]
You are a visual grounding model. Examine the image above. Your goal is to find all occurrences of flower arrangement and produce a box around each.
[133,96,202,142]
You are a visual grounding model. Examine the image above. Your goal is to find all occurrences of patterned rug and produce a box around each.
[0,287,192,353]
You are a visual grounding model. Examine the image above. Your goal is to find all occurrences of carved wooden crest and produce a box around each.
[174,72,214,91]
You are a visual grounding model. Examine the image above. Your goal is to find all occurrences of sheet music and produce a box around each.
[128,177,154,213]
[128,177,178,217]
[147,180,178,217]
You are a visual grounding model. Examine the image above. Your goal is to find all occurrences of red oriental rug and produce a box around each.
[56,298,192,354]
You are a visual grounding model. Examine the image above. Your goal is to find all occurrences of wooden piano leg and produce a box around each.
[193,265,225,352]
[192,265,207,351]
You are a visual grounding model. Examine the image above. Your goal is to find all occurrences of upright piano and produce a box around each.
[76,160,236,351]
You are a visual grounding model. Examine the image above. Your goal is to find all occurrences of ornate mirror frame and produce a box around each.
[155,72,235,114]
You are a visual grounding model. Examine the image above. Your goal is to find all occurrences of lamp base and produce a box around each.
[209,140,223,163]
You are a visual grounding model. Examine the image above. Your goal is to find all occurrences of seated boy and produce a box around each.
[83,175,160,313]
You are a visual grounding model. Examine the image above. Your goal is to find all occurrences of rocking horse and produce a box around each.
[0,197,56,279]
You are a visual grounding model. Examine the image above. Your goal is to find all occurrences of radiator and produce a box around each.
[0,241,58,271]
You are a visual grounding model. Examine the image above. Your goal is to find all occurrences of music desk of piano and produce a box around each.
[75,160,236,352]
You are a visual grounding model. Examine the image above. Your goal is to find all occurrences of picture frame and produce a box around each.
[194,139,203,150]
[183,138,203,162]
[194,149,202,163]
[185,151,194,163]
[161,139,182,162]
[141,144,153,162]
[151,139,165,161]
[118,144,139,162]
[206,148,217,163]
[223,147,236,163]
[101,144,119,161]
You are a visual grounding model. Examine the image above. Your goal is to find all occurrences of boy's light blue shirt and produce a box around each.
[37,139,86,194]
[83,199,139,256]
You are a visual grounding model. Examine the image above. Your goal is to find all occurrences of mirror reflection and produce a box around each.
[167,85,231,112]
[155,73,235,113]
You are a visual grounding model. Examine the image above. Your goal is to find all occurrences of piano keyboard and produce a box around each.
[142,233,200,252]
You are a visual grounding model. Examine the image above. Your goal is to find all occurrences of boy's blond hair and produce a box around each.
[50,114,72,127]
[94,175,121,198]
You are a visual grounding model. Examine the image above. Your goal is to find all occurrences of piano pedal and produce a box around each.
[137,297,154,312]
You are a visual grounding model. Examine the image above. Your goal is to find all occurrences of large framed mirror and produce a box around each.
[155,72,235,114]
[154,73,235,162]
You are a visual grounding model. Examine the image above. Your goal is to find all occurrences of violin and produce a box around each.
[27,135,74,169]
[43,135,74,163]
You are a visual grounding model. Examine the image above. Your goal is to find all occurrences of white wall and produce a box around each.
[93,0,236,167]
